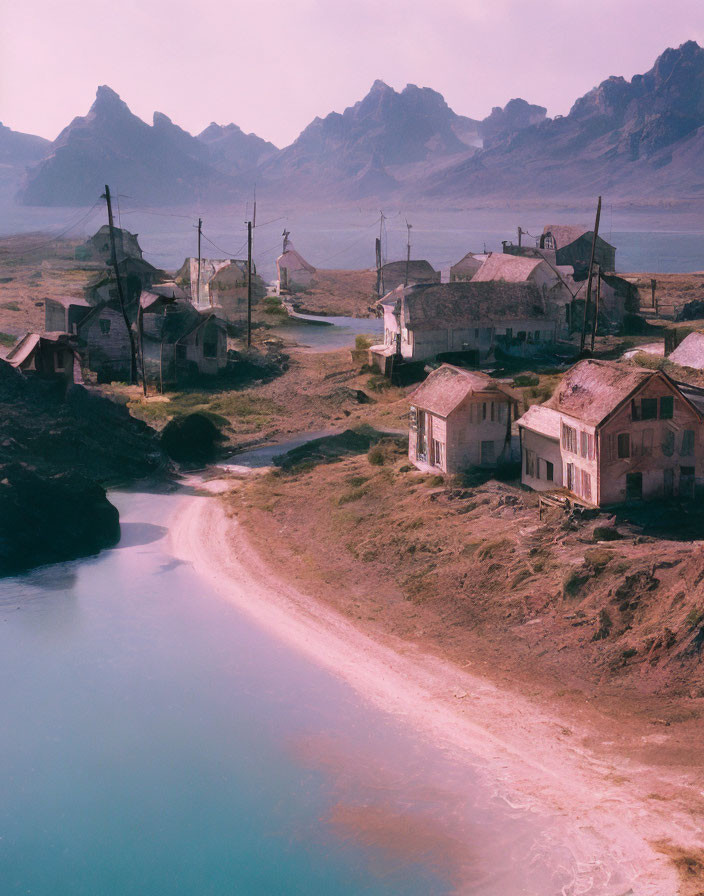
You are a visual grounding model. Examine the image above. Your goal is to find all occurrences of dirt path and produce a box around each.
[169,487,703,894]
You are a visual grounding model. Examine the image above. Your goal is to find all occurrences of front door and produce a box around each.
[626,472,643,501]
[480,440,495,466]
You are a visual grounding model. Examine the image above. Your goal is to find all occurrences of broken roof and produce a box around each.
[669,332,704,370]
[277,247,316,274]
[544,359,661,426]
[403,281,547,330]
[516,404,562,440]
[409,364,517,417]
[472,253,546,283]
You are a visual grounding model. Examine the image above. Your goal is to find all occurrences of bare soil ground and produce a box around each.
[229,442,704,890]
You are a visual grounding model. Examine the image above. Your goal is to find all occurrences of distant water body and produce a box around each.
[0,490,582,895]
[2,199,703,279]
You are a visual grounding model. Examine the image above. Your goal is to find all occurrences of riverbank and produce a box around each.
[171,485,702,894]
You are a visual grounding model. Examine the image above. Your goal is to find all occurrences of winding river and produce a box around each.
[0,486,590,895]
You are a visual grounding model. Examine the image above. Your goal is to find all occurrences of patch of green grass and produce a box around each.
[0,301,20,311]
[0,332,16,347]
[685,607,703,630]
[262,296,288,317]
[355,334,375,351]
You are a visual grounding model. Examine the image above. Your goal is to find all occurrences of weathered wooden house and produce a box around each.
[277,245,316,292]
[45,296,91,334]
[78,225,143,263]
[6,332,82,384]
[540,225,616,272]
[472,253,574,335]
[378,260,440,295]
[76,302,133,382]
[85,257,163,308]
[139,292,227,387]
[517,360,702,505]
[449,252,486,282]
[369,281,558,371]
[408,364,521,473]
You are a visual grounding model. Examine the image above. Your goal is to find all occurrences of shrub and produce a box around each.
[686,607,704,630]
[355,334,375,351]
[0,332,16,347]
[593,526,623,541]
[160,413,223,463]
[584,548,614,571]
[367,446,385,465]
[512,374,539,387]
[425,474,444,487]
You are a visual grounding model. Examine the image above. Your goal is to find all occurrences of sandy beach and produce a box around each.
[170,488,701,894]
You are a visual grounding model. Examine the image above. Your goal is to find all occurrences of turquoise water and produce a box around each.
[0,490,575,895]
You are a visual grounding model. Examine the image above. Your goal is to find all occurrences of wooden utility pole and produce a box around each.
[246,220,253,348]
[404,220,412,287]
[517,226,523,248]
[580,195,602,354]
[103,184,139,387]
[196,217,202,305]
[590,265,601,352]
[375,238,382,296]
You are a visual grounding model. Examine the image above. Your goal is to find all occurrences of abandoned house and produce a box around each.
[139,292,228,386]
[378,260,440,295]
[369,281,558,372]
[6,332,83,384]
[45,296,90,334]
[517,359,702,505]
[449,252,486,282]
[77,225,144,263]
[540,225,616,272]
[472,253,574,335]
[277,244,316,292]
[408,364,521,473]
[85,256,163,308]
[76,302,133,382]
[175,257,259,311]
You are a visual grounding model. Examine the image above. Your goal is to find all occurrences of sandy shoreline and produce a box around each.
[170,489,697,894]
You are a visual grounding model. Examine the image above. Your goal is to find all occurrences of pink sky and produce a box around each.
[2,0,703,147]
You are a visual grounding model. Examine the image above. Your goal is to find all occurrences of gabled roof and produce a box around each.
[381,260,438,280]
[543,225,615,251]
[516,404,562,440]
[277,247,316,274]
[544,359,678,427]
[409,364,517,417]
[6,332,76,367]
[403,281,547,330]
[669,332,704,370]
[472,252,546,283]
[450,252,485,272]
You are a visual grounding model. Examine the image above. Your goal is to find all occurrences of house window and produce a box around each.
[432,439,444,469]
[659,396,674,419]
[545,461,554,482]
[662,429,675,457]
[641,398,657,420]
[482,402,487,420]
[99,318,111,335]
[617,433,630,458]
[580,469,592,501]
[642,429,653,455]
[580,431,589,457]
[525,449,535,477]
[490,402,495,422]
[681,429,695,456]
[566,462,575,491]
[409,406,418,431]
[561,423,577,454]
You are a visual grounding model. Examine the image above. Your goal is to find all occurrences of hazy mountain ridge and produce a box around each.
[12,40,704,206]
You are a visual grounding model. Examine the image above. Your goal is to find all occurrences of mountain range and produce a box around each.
[4,40,703,207]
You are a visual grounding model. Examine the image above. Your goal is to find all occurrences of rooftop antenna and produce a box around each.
[282,229,290,253]
[404,219,412,287]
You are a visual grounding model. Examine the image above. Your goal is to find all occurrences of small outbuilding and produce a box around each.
[379,260,440,295]
[5,332,83,384]
[408,364,520,473]
[277,245,316,293]
[540,225,616,271]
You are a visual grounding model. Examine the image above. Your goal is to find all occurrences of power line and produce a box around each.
[200,231,248,258]
[0,201,103,262]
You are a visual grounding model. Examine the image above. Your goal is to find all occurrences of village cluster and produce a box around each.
[5,216,704,512]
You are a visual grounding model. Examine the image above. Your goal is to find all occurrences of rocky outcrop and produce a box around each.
[160,413,223,464]
[0,463,120,575]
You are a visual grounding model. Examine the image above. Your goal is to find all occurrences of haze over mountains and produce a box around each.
[3,40,703,207]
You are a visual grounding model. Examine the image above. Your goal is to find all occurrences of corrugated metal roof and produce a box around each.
[409,364,516,417]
